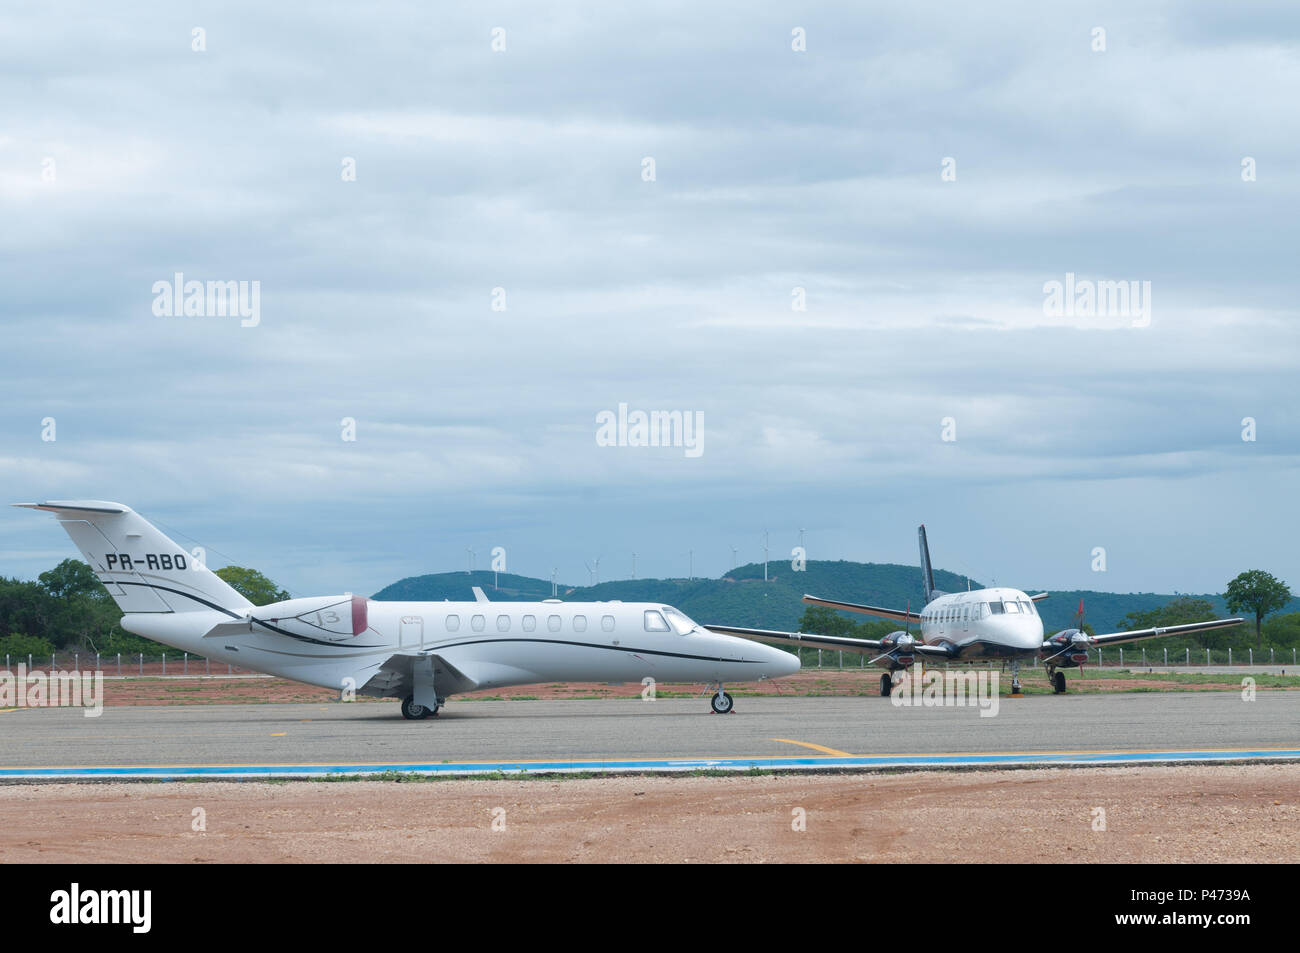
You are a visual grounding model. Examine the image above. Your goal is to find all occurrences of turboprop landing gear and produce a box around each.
[401,694,436,720]
[879,673,893,697]
[1051,670,1067,694]
[710,688,734,714]
[1009,660,1024,696]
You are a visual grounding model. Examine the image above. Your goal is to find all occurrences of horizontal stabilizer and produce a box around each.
[802,594,921,624]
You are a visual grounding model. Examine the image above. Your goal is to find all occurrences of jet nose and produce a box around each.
[769,645,801,677]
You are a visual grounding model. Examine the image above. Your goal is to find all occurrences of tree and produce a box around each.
[215,567,289,606]
[1119,596,1226,652]
[38,559,105,601]
[1224,570,1291,650]
[1262,612,1300,650]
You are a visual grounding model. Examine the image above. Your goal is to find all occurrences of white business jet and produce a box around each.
[707,525,1242,696]
[17,501,799,718]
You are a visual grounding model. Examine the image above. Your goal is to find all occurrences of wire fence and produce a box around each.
[0,652,261,676]
[0,646,1294,675]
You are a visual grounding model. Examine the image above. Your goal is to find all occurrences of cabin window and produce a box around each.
[445,614,461,632]
[601,615,615,632]
[644,610,670,632]
[496,614,510,632]
[547,614,562,632]
[573,615,587,632]
[522,614,536,632]
[471,614,487,631]
[962,607,969,622]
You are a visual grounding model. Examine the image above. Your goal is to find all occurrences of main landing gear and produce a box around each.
[710,686,734,714]
[401,694,441,720]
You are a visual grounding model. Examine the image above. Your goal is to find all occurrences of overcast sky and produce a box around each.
[2,2,1297,600]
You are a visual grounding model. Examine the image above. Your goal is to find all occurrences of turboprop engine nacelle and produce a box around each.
[874,631,916,670]
[248,594,369,642]
[1044,628,1092,666]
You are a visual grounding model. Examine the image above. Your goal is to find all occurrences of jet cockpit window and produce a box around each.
[988,601,1004,614]
[644,610,671,632]
[661,607,696,635]
[1003,600,1020,613]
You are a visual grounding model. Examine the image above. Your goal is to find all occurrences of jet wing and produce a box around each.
[1080,617,1244,649]
[801,594,922,624]
[705,624,953,659]
[356,651,479,699]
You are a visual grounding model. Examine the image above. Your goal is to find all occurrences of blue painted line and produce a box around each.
[1,748,1297,779]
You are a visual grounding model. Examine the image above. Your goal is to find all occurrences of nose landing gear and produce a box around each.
[1009,659,1024,696]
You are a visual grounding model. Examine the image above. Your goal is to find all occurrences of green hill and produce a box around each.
[373,560,1299,635]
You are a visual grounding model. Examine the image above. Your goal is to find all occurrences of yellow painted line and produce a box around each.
[772,738,853,757]
[0,708,19,714]
[269,732,287,737]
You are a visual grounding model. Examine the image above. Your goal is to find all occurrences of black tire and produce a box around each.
[880,673,893,697]
[401,695,430,720]
[1053,671,1067,694]
[710,691,734,714]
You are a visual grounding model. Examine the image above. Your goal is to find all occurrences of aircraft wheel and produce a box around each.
[401,695,431,720]
[710,691,734,714]
[1053,671,1067,694]
[879,674,893,697]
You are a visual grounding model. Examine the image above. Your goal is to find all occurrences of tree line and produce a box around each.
[0,559,287,659]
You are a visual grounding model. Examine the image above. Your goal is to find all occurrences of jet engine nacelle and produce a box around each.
[874,630,917,670]
[248,594,369,642]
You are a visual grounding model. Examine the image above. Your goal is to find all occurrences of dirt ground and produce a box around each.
[0,764,1295,863]
[32,668,1297,706]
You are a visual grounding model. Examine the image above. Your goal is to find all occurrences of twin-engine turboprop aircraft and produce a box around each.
[706,525,1243,696]
[17,501,799,718]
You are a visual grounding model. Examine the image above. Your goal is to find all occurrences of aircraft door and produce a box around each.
[400,616,424,648]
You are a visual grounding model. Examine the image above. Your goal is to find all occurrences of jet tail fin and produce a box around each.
[14,501,253,616]
[918,524,945,602]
